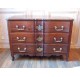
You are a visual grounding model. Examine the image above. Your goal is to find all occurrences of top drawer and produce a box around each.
[44,21,70,33]
[8,21,34,32]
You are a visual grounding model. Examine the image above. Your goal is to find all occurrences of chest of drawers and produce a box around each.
[7,16,73,61]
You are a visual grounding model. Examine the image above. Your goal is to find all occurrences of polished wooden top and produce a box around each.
[8,15,74,21]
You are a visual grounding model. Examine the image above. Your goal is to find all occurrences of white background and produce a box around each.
[0,0,80,11]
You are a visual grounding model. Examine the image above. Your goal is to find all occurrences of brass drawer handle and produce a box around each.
[36,36,43,42]
[16,37,26,42]
[53,48,62,52]
[18,47,26,52]
[16,25,25,31]
[36,25,43,31]
[36,47,43,52]
[54,37,63,43]
[54,26,64,31]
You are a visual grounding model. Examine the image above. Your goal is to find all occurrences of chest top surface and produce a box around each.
[8,15,74,21]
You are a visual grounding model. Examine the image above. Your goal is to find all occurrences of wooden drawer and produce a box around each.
[11,44,36,54]
[44,33,69,44]
[11,44,43,54]
[44,44,68,54]
[11,44,27,53]
[8,21,34,32]
[10,33,35,43]
[44,21,70,33]
[26,44,36,54]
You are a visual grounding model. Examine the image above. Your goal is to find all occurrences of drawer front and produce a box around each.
[44,21,70,33]
[10,33,35,43]
[11,44,36,54]
[26,44,36,54]
[11,44,27,53]
[8,21,34,32]
[44,33,69,44]
[44,44,68,54]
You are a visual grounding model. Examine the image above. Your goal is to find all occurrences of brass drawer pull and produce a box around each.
[16,37,26,42]
[54,26,64,31]
[36,47,43,52]
[36,25,43,31]
[54,37,63,43]
[16,25,25,31]
[53,48,62,52]
[36,36,43,42]
[18,47,26,52]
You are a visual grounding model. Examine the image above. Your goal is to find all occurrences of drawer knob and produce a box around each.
[36,47,43,52]
[18,47,27,52]
[36,36,43,42]
[36,25,43,31]
[16,37,26,42]
[16,25,25,31]
[54,37,63,43]
[54,26,64,31]
[53,48,62,52]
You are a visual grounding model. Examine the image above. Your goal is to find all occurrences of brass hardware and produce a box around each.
[54,26,64,31]
[16,37,26,42]
[36,47,43,52]
[54,37,63,43]
[37,36,43,42]
[18,47,26,52]
[36,25,43,31]
[53,48,62,52]
[16,25,25,30]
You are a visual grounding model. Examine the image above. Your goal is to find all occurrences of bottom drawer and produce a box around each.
[11,44,36,54]
[10,44,43,56]
[44,44,68,54]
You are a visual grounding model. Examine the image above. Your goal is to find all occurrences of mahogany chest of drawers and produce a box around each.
[7,16,73,61]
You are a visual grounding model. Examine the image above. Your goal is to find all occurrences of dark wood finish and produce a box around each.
[10,33,35,43]
[35,20,44,56]
[26,44,36,54]
[44,33,69,44]
[44,44,68,54]
[44,21,70,33]
[11,44,27,53]
[8,21,35,32]
[7,16,73,61]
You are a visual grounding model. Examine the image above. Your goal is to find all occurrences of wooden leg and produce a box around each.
[11,53,15,61]
[66,54,69,61]
[12,56,15,61]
